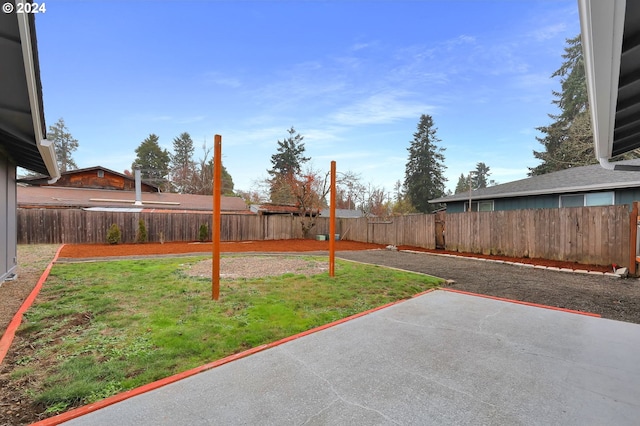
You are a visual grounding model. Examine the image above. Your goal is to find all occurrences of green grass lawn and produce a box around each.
[10,255,441,415]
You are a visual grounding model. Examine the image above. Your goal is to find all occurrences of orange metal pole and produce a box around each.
[629,201,638,276]
[212,135,222,300]
[329,161,336,277]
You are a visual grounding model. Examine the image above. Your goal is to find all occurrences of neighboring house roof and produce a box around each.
[250,204,319,215]
[18,186,250,213]
[319,208,364,218]
[0,6,59,179]
[430,159,640,204]
[19,165,160,192]
[579,0,640,166]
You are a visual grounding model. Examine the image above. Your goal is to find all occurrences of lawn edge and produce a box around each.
[0,244,65,365]
[32,288,438,426]
[441,288,601,317]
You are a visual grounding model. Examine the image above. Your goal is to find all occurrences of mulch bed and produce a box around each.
[58,240,613,273]
[57,239,386,258]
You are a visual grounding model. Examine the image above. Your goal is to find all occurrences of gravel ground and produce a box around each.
[337,249,640,324]
[0,245,59,332]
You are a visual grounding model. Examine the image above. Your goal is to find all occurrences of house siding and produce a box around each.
[615,188,640,206]
[1,156,17,282]
[446,188,640,212]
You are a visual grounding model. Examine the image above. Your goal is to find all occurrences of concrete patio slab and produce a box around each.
[61,290,640,426]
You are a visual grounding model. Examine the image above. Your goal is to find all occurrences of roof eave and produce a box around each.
[16,5,59,183]
[578,0,626,165]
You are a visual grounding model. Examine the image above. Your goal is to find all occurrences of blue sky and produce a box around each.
[35,0,580,195]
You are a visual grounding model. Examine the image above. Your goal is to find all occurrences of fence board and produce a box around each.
[17,205,631,267]
[444,206,630,267]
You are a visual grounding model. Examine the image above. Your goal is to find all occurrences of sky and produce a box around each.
[34,0,581,196]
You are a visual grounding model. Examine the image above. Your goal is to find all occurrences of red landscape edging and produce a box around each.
[0,245,65,365]
[441,287,602,317]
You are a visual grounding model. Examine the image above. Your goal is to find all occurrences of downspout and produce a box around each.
[16,5,60,183]
[599,157,616,170]
[39,139,60,184]
[578,0,626,169]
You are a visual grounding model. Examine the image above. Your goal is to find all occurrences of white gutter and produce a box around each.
[578,0,626,168]
[15,1,60,183]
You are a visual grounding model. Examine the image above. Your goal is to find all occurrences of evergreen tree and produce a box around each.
[530,35,595,175]
[170,132,196,193]
[132,134,171,189]
[48,118,78,173]
[190,141,235,196]
[472,162,491,189]
[403,114,447,213]
[454,173,470,194]
[267,127,310,204]
[198,158,235,195]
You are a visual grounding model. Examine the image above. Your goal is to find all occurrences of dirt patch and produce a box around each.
[184,256,328,279]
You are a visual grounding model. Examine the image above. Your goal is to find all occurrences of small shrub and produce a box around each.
[106,224,121,245]
[198,224,209,242]
[136,219,147,243]
[158,231,165,244]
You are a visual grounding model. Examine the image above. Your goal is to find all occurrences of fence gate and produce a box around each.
[435,211,445,249]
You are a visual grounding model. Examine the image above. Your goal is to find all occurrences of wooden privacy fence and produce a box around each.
[444,206,631,267]
[16,209,436,247]
[17,205,632,267]
[335,215,437,248]
[17,209,320,244]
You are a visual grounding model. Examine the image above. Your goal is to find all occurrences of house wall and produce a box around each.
[0,156,17,282]
[615,188,640,205]
[446,194,559,213]
[446,189,640,212]
[51,170,156,192]
[495,194,560,211]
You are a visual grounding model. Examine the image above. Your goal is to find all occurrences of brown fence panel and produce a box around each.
[336,215,436,249]
[17,206,630,267]
[444,206,630,267]
[16,210,342,244]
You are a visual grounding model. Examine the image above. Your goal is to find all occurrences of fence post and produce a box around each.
[629,202,638,275]
[212,134,222,301]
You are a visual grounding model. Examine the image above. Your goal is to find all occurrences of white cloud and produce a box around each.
[351,42,371,51]
[313,151,376,161]
[330,91,435,126]
[203,72,242,88]
[529,23,567,42]
[177,115,206,124]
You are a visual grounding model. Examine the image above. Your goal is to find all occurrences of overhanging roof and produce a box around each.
[429,158,640,204]
[18,186,250,212]
[0,0,59,179]
[579,0,640,169]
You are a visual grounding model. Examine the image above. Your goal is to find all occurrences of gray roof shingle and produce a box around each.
[430,159,640,203]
